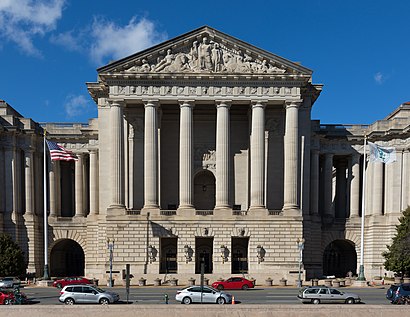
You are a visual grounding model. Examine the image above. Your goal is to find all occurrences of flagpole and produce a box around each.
[43,130,50,280]
[358,135,367,281]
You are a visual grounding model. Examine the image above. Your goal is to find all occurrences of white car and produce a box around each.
[176,286,232,304]
[0,277,20,288]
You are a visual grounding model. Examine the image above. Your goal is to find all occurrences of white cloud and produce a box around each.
[374,72,384,84]
[64,94,90,119]
[0,0,65,56]
[50,31,82,52]
[89,17,167,65]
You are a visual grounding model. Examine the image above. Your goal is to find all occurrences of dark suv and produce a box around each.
[386,283,410,304]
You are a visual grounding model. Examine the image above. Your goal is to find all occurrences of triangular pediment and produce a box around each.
[97,26,312,77]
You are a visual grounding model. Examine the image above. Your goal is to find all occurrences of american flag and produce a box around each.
[45,139,78,161]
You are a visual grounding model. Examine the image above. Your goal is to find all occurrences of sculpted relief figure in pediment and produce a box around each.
[126,35,287,75]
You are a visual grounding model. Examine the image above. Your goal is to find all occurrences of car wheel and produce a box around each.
[346,298,355,304]
[216,297,226,305]
[4,299,12,305]
[182,297,192,305]
[242,284,249,290]
[99,298,109,305]
[64,298,75,305]
[217,285,224,290]
[312,299,320,305]
[56,283,62,289]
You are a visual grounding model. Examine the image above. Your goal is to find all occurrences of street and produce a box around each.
[19,285,390,305]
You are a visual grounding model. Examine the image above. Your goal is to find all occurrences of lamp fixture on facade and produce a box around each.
[184,244,192,263]
[148,244,156,263]
[107,238,115,287]
[256,244,265,264]
[220,245,227,263]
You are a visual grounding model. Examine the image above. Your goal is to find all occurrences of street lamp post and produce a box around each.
[297,238,305,288]
[107,238,115,287]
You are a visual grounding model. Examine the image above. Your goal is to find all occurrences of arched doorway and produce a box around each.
[194,170,215,210]
[323,239,357,277]
[50,239,85,277]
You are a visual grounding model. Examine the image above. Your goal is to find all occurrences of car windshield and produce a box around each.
[94,287,105,293]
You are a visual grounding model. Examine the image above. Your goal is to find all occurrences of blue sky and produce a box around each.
[1,0,409,124]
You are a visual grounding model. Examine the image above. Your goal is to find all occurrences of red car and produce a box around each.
[212,277,255,290]
[0,290,14,305]
[52,277,92,289]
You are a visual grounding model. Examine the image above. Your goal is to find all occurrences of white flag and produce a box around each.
[368,141,396,164]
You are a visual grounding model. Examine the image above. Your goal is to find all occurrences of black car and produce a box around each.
[386,283,410,304]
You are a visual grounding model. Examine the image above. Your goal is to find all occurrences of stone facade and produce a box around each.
[0,26,409,285]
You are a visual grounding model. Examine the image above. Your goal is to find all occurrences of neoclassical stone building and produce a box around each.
[1,26,409,284]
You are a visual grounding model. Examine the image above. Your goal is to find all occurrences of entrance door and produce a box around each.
[160,237,177,274]
[195,237,213,274]
[50,239,85,276]
[231,237,249,274]
[323,240,357,277]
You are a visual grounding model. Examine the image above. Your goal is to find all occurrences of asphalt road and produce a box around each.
[18,285,390,305]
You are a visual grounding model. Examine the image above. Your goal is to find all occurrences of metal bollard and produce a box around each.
[164,294,169,304]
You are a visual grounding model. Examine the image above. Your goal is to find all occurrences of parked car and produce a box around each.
[59,285,120,305]
[386,283,410,304]
[0,290,14,305]
[176,286,232,304]
[297,286,361,304]
[0,277,21,288]
[53,277,93,289]
[211,277,254,290]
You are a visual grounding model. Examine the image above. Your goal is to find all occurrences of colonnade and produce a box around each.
[48,150,99,217]
[108,99,302,213]
[309,149,410,218]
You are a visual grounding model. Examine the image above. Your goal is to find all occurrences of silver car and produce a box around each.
[298,286,361,304]
[0,277,20,288]
[176,286,232,304]
[59,285,120,305]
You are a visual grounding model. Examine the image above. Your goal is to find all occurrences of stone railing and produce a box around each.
[196,210,214,216]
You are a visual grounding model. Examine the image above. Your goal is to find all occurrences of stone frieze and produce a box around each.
[125,36,287,75]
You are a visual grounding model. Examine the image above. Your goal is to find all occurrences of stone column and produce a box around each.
[24,149,34,215]
[179,100,194,209]
[215,100,231,209]
[128,123,135,210]
[55,161,61,216]
[283,101,301,212]
[4,146,14,214]
[372,162,383,216]
[109,101,125,209]
[323,153,334,217]
[402,150,409,210]
[250,101,266,209]
[75,153,84,217]
[144,100,159,209]
[89,150,99,215]
[349,153,360,217]
[310,150,320,215]
[49,161,57,217]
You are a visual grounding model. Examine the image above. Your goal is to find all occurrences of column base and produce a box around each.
[107,205,127,216]
[248,206,268,216]
[214,205,231,210]
[282,206,301,216]
[141,206,160,217]
[178,204,194,210]
[177,207,196,217]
